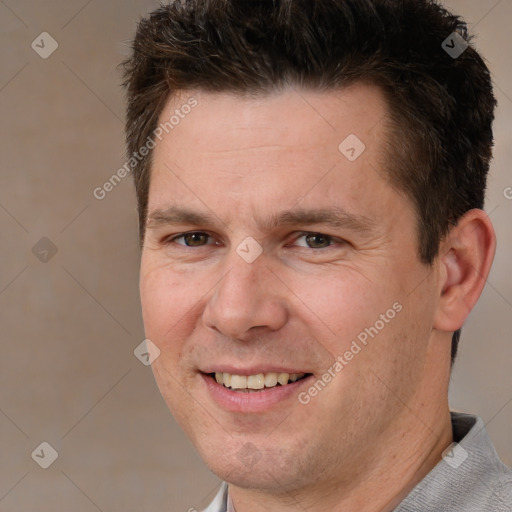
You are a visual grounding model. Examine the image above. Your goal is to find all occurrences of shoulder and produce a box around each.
[397,412,512,511]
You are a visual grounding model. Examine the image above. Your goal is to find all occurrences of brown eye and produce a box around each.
[175,232,211,246]
[297,233,332,249]
[306,233,331,248]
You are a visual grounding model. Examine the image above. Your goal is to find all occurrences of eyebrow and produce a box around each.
[147,207,219,229]
[146,205,377,234]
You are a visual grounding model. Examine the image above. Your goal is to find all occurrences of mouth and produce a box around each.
[201,369,315,413]
[208,371,312,392]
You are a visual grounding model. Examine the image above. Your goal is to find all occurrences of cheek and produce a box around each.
[285,267,393,350]
[290,262,430,379]
[139,259,200,343]
[140,263,202,402]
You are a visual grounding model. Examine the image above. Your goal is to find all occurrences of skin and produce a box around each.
[139,84,496,512]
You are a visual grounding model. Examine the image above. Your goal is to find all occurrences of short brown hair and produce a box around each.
[123,0,496,362]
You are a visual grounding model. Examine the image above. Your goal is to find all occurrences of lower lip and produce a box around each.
[201,373,314,413]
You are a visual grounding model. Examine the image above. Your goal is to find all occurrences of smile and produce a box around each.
[213,372,309,391]
[201,370,315,412]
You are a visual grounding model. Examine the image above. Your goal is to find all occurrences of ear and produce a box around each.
[433,209,496,332]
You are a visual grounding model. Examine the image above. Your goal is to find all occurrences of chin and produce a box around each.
[197,438,307,493]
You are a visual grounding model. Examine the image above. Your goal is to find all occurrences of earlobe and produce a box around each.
[434,209,496,332]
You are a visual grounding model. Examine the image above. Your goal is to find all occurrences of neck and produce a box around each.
[229,405,453,512]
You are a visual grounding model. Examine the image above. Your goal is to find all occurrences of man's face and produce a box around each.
[140,85,444,492]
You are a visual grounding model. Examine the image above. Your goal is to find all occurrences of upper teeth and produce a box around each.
[215,372,305,390]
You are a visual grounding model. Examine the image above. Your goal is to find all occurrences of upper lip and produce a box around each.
[200,365,311,375]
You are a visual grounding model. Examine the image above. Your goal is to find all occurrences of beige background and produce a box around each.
[0,1,510,511]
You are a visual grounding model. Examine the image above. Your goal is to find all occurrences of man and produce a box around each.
[123,0,511,510]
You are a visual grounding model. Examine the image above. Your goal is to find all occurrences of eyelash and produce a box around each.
[165,231,345,249]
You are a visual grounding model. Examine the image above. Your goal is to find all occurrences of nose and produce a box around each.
[202,252,288,340]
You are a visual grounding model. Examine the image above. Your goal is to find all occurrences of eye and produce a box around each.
[293,232,337,249]
[170,232,214,247]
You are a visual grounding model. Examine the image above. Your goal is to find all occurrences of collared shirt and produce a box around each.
[202,412,512,511]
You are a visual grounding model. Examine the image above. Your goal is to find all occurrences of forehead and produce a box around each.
[148,84,402,229]
[155,84,389,155]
